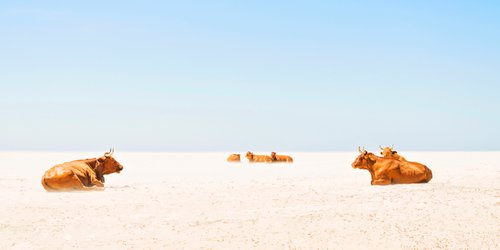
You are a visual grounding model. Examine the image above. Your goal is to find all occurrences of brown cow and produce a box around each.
[227,154,241,162]
[246,151,273,163]
[270,152,293,163]
[352,147,432,185]
[41,149,124,192]
[379,145,407,161]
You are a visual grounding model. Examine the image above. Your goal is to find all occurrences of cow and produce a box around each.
[379,145,408,161]
[246,151,273,163]
[351,147,432,185]
[41,148,124,192]
[270,152,293,163]
[227,154,241,162]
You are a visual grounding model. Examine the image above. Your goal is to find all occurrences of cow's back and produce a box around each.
[251,155,273,163]
[275,155,293,163]
[227,154,241,162]
[394,154,407,162]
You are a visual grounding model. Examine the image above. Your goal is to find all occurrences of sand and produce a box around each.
[0,151,499,249]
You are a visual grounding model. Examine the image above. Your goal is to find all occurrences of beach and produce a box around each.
[1,152,499,249]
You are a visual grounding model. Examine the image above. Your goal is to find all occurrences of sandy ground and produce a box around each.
[0,151,499,249]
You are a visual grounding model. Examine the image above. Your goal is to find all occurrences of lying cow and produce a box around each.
[41,149,124,191]
[352,147,432,185]
[227,154,241,162]
[379,145,407,161]
[270,152,293,163]
[246,151,273,163]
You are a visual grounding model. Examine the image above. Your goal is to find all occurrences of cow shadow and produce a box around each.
[105,185,133,189]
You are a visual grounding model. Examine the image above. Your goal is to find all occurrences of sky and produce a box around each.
[0,1,499,152]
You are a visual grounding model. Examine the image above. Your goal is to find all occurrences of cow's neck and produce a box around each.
[83,158,99,171]
[86,158,106,182]
[364,157,378,178]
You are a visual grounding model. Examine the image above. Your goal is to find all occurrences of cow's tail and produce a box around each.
[41,177,54,192]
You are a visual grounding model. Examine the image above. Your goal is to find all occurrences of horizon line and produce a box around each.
[1,150,499,153]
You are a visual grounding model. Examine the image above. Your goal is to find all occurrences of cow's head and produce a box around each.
[270,152,277,157]
[228,154,240,161]
[245,151,254,159]
[379,145,397,157]
[96,148,124,177]
[352,146,375,169]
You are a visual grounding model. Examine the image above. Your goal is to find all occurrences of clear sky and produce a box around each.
[1,1,499,151]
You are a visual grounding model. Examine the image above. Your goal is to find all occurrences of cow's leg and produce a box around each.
[89,175,104,187]
[371,178,391,185]
[73,175,104,191]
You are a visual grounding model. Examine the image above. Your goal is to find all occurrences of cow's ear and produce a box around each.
[392,151,397,154]
[97,156,106,163]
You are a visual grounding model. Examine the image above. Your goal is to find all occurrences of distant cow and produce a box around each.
[270,152,293,163]
[41,149,124,191]
[352,147,432,185]
[379,145,407,161]
[227,154,241,162]
[246,152,273,163]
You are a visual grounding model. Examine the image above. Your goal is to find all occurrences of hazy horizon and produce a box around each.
[1,1,499,151]
[2,149,500,154]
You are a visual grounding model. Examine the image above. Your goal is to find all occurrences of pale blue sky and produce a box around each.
[0,1,499,151]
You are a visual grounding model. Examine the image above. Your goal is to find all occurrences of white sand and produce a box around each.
[0,152,499,249]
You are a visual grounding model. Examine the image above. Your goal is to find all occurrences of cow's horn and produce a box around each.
[358,146,362,153]
[379,145,383,150]
[391,144,395,150]
[104,148,114,157]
